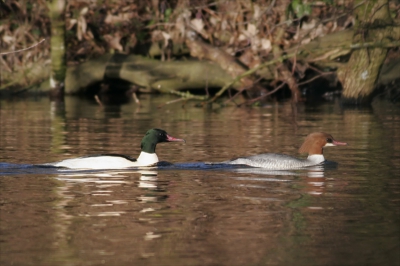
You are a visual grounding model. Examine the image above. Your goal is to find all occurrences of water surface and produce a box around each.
[0,96,399,265]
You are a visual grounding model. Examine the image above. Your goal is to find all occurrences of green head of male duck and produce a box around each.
[140,128,185,154]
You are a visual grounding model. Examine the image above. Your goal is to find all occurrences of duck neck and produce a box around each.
[137,151,159,165]
[307,154,325,165]
[308,144,324,155]
[141,140,157,154]
[138,138,159,165]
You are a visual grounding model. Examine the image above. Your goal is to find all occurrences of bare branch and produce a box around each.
[0,39,46,55]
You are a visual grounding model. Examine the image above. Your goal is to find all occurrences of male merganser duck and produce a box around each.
[45,128,185,169]
[220,132,347,170]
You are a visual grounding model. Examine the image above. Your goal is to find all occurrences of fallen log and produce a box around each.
[2,28,398,102]
[64,53,238,95]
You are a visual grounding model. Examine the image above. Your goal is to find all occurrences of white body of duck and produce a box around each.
[45,129,185,170]
[223,132,347,170]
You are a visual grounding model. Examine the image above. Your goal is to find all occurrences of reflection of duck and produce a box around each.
[220,132,347,170]
[136,171,170,203]
[44,129,185,169]
[138,170,158,189]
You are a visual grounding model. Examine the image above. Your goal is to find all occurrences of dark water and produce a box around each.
[0,95,399,266]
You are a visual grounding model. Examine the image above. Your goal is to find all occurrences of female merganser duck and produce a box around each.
[45,128,185,169]
[221,132,347,170]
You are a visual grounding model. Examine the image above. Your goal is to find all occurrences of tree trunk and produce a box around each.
[48,0,67,96]
[337,0,394,105]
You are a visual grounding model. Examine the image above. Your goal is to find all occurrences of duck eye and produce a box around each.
[326,138,333,143]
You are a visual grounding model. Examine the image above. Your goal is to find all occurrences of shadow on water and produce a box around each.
[0,160,332,178]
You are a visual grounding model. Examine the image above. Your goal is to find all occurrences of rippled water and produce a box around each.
[0,95,399,266]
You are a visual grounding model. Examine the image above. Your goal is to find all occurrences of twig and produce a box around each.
[132,92,140,104]
[307,40,400,63]
[224,86,250,106]
[319,1,367,25]
[156,89,208,108]
[263,0,276,15]
[0,39,46,55]
[158,97,186,108]
[291,43,301,74]
[230,90,244,106]
[350,40,400,49]
[224,77,263,105]
[205,70,209,97]
[167,89,208,100]
[94,94,103,107]
[208,52,296,103]
[297,72,334,86]
[240,82,286,106]
[207,33,396,105]
[307,64,325,74]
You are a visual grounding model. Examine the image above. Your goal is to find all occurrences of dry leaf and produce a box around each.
[245,24,258,37]
[104,11,134,24]
[2,35,14,44]
[80,6,89,16]
[190,18,204,33]
[68,19,77,30]
[260,38,271,51]
[76,7,88,41]
[104,33,123,52]
[161,31,171,48]
[190,18,208,39]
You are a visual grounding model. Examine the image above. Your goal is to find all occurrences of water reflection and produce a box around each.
[137,170,159,189]
[54,169,170,223]
[51,164,328,255]
[0,160,337,210]
[220,167,327,198]
[49,168,170,264]
[1,96,399,266]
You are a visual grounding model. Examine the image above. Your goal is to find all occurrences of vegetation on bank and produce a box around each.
[1,0,399,105]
